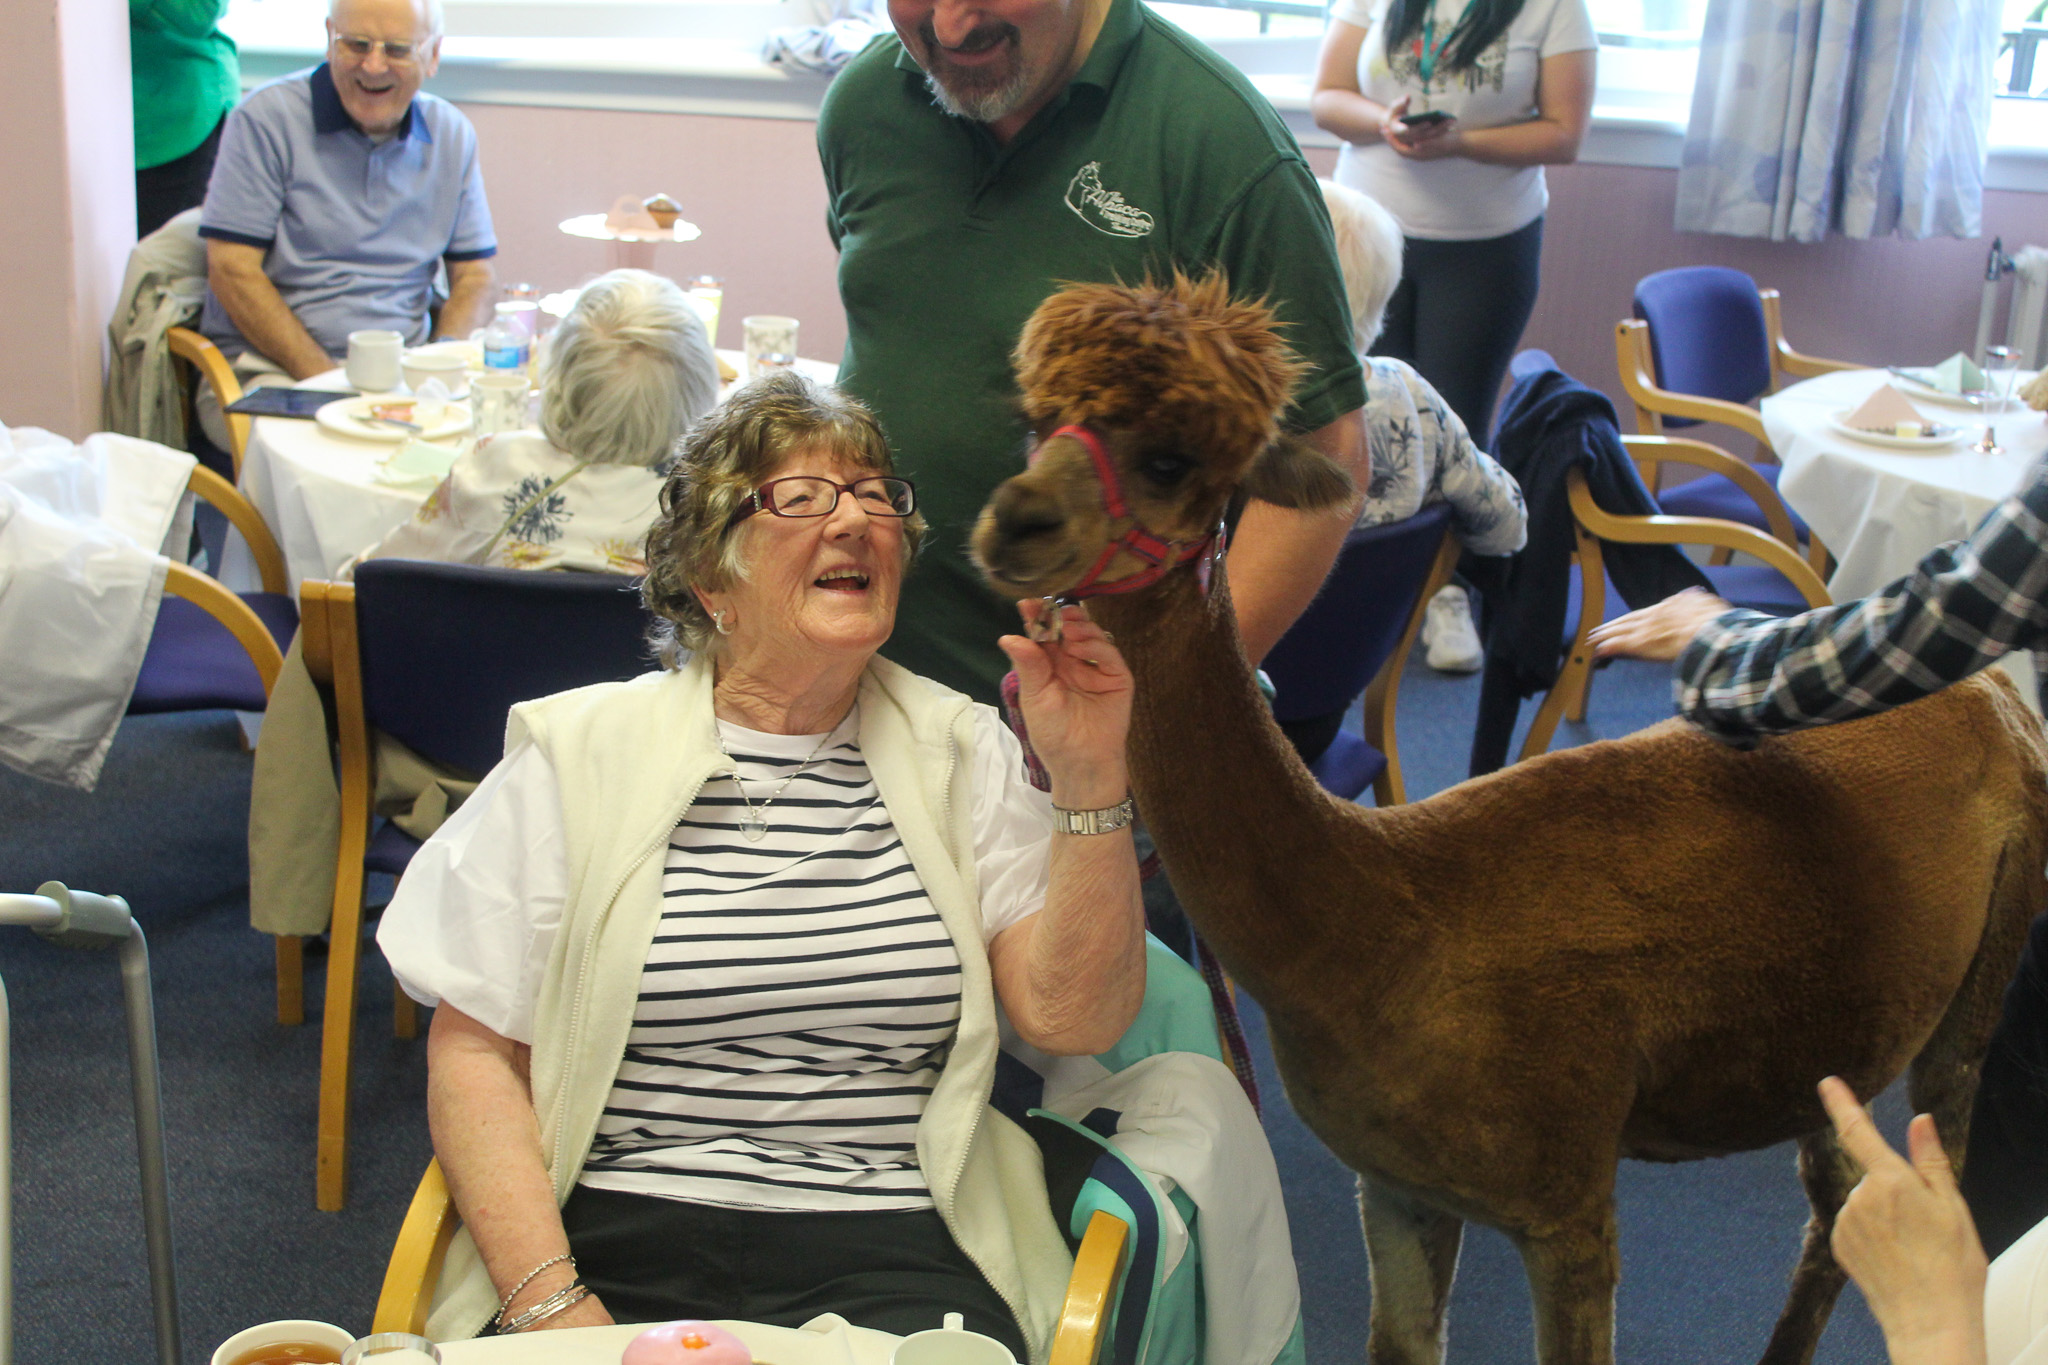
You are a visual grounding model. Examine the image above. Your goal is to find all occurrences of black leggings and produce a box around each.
[135,113,225,239]
[1372,215,1545,445]
[1962,911,2048,1260]
[559,1185,1028,1355]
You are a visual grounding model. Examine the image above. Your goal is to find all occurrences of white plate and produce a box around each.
[1828,410,1966,451]
[316,395,473,443]
[1889,367,2033,410]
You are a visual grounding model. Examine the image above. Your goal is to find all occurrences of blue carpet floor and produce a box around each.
[0,654,1895,1363]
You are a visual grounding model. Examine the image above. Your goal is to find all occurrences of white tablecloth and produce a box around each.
[1761,368,2048,709]
[228,354,841,594]
[437,1314,900,1365]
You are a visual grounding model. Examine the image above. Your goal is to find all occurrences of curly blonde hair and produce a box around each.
[641,371,925,667]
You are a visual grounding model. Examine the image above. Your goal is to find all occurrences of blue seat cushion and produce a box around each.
[1656,465,1813,543]
[364,820,424,878]
[129,590,298,714]
[1310,730,1387,803]
[1705,563,1814,617]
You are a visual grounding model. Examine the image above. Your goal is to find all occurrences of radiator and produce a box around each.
[1981,243,2048,369]
[2011,247,2048,370]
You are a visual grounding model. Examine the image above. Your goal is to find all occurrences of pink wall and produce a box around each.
[458,102,2041,417]
[0,0,135,438]
[458,104,842,359]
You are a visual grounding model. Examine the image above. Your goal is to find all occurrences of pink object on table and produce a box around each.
[620,1321,752,1365]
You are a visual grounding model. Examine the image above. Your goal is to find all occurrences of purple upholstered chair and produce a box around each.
[1261,501,1458,805]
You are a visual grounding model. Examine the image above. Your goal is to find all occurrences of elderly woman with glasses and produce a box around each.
[378,372,1146,1355]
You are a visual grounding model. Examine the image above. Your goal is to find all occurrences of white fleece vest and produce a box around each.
[425,655,1072,1359]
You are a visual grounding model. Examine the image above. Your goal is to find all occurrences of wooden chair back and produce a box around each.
[165,326,248,478]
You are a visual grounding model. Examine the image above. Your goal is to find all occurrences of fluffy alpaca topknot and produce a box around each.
[1011,272,1308,474]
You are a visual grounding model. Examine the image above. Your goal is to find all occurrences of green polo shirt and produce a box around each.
[130,0,240,169]
[819,0,1365,704]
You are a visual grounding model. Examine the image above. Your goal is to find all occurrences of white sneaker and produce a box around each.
[1423,585,1483,673]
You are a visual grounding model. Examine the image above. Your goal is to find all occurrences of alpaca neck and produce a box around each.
[1089,564,1395,1011]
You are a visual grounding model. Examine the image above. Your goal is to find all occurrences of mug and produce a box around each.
[211,1318,355,1365]
[470,371,530,438]
[889,1314,1016,1365]
[742,315,799,380]
[346,330,405,393]
[401,350,469,397]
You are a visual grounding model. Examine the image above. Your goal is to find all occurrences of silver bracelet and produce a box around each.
[496,1252,575,1315]
[499,1281,590,1334]
[1051,794,1135,836]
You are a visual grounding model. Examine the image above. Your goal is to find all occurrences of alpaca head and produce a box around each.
[972,272,1352,601]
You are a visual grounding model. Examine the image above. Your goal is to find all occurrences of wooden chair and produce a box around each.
[165,325,248,478]
[298,561,653,1210]
[371,1160,1133,1363]
[1518,451,1832,761]
[1262,503,1459,805]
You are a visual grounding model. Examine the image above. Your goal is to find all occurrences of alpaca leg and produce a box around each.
[1358,1176,1464,1365]
[1755,1131,1856,1365]
[1514,1207,1619,1365]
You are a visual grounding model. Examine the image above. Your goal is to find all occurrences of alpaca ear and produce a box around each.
[1241,435,1354,511]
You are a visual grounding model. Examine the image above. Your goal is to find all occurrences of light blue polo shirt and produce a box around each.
[198,63,497,360]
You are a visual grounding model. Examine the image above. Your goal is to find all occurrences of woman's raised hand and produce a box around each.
[1817,1077,1988,1365]
[999,600,1133,806]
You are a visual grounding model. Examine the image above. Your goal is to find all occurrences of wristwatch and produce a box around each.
[1051,794,1136,836]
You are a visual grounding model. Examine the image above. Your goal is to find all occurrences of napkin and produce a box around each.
[603,194,662,234]
[1926,353,1987,394]
[376,437,463,491]
[1842,385,1930,434]
[414,377,454,405]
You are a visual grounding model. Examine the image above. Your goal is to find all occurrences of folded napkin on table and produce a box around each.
[1842,385,1933,434]
[376,437,464,491]
[1928,353,1988,394]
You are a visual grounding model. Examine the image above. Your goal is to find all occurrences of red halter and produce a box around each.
[1033,424,1226,602]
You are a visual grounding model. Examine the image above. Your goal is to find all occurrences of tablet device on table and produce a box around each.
[224,387,343,419]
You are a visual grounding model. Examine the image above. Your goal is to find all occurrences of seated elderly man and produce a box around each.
[197,0,495,381]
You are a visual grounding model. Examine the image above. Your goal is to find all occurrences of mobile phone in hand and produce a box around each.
[1401,109,1453,128]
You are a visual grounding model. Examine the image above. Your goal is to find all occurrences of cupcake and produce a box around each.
[620,1320,751,1365]
[642,195,684,231]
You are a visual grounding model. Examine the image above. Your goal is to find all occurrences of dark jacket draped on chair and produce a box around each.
[1464,367,1710,776]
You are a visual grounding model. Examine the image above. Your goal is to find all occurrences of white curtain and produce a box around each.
[1674,0,1998,242]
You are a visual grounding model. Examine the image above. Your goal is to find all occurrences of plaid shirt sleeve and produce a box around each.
[1674,456,2048,747]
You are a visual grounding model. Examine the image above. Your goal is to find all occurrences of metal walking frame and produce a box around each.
[0,883,180,1365]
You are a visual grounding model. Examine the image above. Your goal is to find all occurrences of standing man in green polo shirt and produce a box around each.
[131,0,240,238]
[817,0,1370,705]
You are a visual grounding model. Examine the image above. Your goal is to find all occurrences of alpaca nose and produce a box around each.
[990,479,1066,543]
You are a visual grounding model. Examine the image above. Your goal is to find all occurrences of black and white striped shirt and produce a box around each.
[579,715,962,1211]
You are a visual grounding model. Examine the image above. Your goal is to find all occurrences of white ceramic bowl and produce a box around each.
[401,350,470,395]
[211,1318,355,1365]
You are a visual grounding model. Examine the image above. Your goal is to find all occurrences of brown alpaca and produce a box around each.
[970,273,2048,1365]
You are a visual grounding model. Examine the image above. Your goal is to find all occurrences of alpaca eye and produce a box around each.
[1141,454,1193,486]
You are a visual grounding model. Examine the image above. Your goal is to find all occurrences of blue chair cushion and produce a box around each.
[364,820,424,878]
[1705,562,1814,617]
[129,590,297,714]
[1655,465,1812,542]
[1633,266,1773,413]
[1309,730,1387,803]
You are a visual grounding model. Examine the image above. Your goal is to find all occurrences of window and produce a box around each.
[1998,0,2047,99]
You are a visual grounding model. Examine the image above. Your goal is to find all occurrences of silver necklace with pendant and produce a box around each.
[722,728,834,842]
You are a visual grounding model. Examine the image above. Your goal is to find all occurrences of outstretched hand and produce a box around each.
[1588,587,1734,662]
[998,600,1133,808]
[1818,1076,1988,1365]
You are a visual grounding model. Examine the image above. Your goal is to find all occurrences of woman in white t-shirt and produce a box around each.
[1311,0,1596,441]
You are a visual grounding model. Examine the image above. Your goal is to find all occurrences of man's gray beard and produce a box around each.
[923,65,1032,123]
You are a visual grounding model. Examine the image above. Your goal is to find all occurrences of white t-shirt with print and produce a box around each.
[1329,0,1596,241]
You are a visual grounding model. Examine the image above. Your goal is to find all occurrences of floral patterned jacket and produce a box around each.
[1355,356,1527,557]
[358,431,663,575]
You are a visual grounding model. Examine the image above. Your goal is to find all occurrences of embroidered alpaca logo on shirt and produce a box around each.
[1065,163,1155,238]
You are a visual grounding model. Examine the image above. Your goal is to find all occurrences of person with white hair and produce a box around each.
[245,270,720,942]
[1317,179,1526,683]
[359,269,719,572]
[198,0,496,381]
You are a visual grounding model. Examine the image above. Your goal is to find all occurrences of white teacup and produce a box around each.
[401,350,469,397]
[346,330,405,393]
[889,1313,1017,1365]
[211,1318,354,1365]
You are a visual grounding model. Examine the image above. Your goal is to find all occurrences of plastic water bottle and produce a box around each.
[482,302,529,375]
